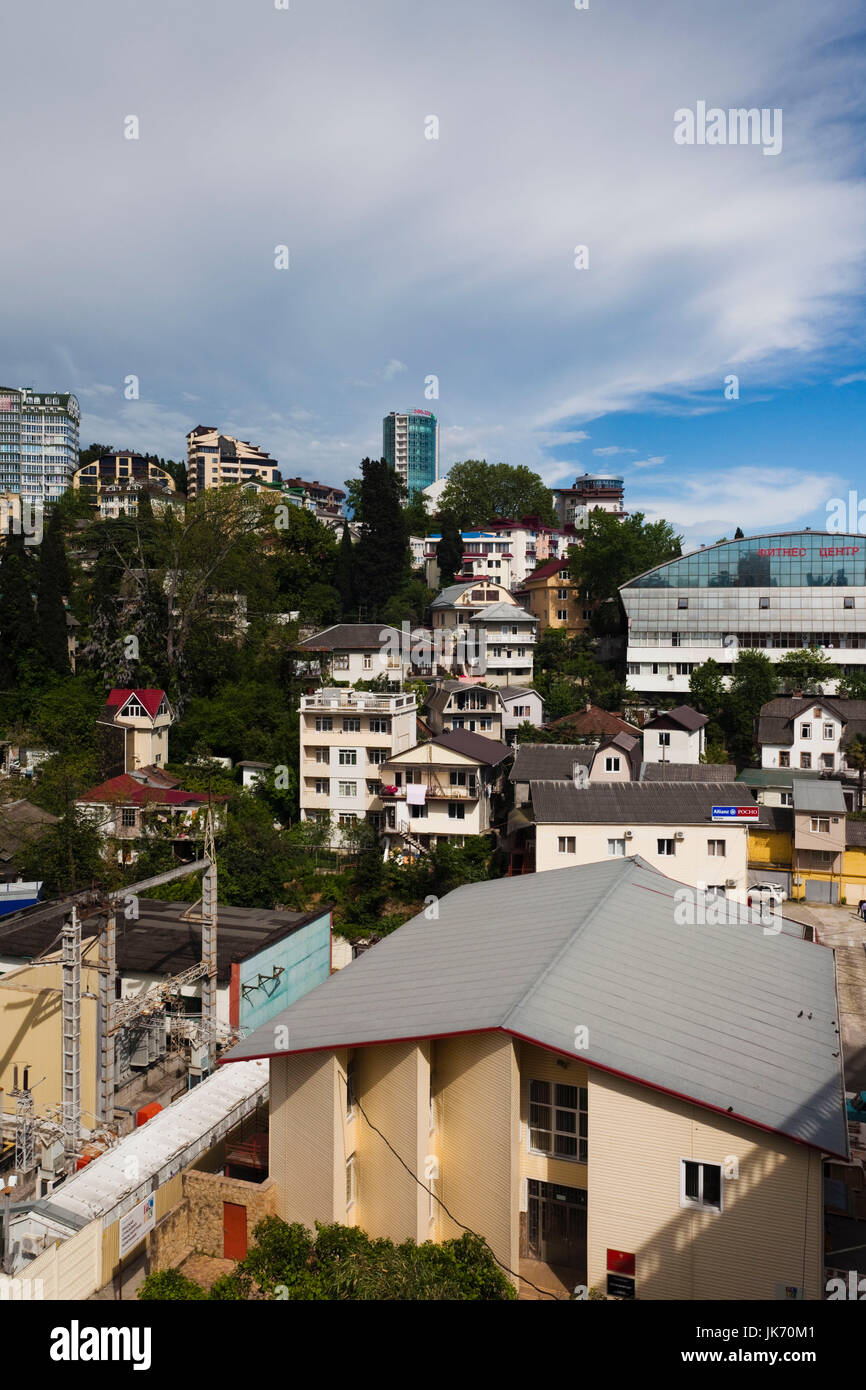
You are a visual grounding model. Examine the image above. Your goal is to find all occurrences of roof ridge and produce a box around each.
[502,857,644,1031]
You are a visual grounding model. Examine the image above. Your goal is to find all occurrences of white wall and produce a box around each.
[535,825,749,895]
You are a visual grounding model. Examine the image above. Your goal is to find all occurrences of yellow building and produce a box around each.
[72,452,178,518]
[516,558,592,638]
[225,856,844,1300]
[746,781,866,905]
[186,427,279,499]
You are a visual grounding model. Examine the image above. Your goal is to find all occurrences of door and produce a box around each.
[527,1180,587,1268]
[223,1202,247,1260]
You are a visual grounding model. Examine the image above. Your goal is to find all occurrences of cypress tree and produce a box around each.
[353,458,410,619]
[35,521,71,675]
[336,519,355,618]
[436,511,463,588]
[0,532,37,688]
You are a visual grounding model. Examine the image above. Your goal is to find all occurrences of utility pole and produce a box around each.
[61,906,81,1169]
[98,908,116,1126]
[201,813,218,1074]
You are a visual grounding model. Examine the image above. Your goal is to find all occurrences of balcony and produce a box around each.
[379,779,479,801]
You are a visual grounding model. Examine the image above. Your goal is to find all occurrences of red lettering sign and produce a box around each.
[607,1249,635,1275]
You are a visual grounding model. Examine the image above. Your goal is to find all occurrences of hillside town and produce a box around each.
[0,396,863,1312]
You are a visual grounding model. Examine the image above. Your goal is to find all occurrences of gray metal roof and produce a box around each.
[469,602,538,623]
[530,780,757,824]
[792,780,847,814]
[430,582,475,609]
[223,856,847,1156]
[297,623,402,650]
[642,763,737,783]
[510,743,594,783]
[643,705,709,732]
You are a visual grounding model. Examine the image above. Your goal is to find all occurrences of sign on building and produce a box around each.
[118,1194,155,1257]
[711,806,759,821]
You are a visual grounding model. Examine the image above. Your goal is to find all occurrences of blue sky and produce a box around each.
[2,0,865,549]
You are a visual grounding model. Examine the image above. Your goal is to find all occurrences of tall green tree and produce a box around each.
[437,460,557,528]
[844,733,866,811]
[724,649,778,764]
[0,532,37,691]
[774,646,835,694]
[336,519,355,618]
[353,458,410,619]
[35,509,71,674]
[568,510,682,611]
[436,512,463,588]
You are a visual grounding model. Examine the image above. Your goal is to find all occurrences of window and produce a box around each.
[346,1055,357,1117]
[346,1153,357,1209]
[604,756,621,772]
[367,749,388,765]
[410,803,428,819]
[823,724,835,740]
[778,752,790,768]
[315,717,333,732]
[338,749,357,765]
[342,717,360,733]
[448,803,465,819]
[800,723,812,739]
[657,838,676,856]
[363,654,373,669]
[557,609,568,621]
[558,836,576,853]
[557,588,569,600]
[449,770,467,786]
[707,839,725,856]
[607,838,626,856]
[121,807,136,827]
[658,731,671,747]
[529,1079,587,1162]
[338,781,357,797]
[338,813,357,825]
[627,663,641,676]
[681,1159,722,1211]
[800,753,812,769]
[821,753,834,770]
[844,597,855,610]
[369,718,390,734]
[333,654,349,670]
[810,817,830,833]
[677,597,688,609]
[780,792,793,807]
[366,779,379,793]
[759,597,769,610]
[314,779,329,795]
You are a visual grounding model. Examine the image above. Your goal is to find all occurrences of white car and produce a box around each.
[747,882,785,907]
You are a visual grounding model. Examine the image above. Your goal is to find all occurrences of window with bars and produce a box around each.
[529,1080,587,1162]
[681,1159,722,1211]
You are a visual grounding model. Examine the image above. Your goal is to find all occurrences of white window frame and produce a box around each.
[810,817,830,833]
[605,756,620,772]
[557,836,576,853]
[338,749,357,766]
[680,1158,723,1212]
[657,838,676,856]
[707,839,726,857]
[607,838,626,857]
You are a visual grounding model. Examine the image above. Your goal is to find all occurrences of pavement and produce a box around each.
[782,901,866,1092]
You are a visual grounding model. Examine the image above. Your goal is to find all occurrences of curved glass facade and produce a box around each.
[624,533,866,590]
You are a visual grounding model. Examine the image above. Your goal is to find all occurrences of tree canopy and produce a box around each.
[436,460,557,529]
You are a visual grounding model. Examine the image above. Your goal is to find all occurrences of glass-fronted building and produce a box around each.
[0,386,80,504]
[383,409,438,497]
[620,532,866,696]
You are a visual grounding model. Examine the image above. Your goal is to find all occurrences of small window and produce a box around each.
[557,610,568,621]
[332,654,350,670]
[677,597,688,610]
[338,749,357,765]
[810,817,830,834]
[607,838,626,857]
[800,753,812,769]
[410,803,428,819]
[363,654,373,668]
[658,731,671,747]
[558,836,576,854]
[707,839,725,856]
[759,597,769,610]
[844,597,855,610]
[346,1054,357,1117]
[528,1079,588,1163]
[780,792,793,807]
[346,1153,358,1209]
[315,717,333,732]
[314,778,329,795]
[448,803,465,819]
[121,807,136,827]
[657,838,675,856]
[338,781,357,797]
[800,723,812,740]
[342,717,360,733]
[823,724,834,740]
[778,752,790,768]
[681,1159,722,1211]
[604,756,621,772]
[557,588,569,600]
[821,753,834,770]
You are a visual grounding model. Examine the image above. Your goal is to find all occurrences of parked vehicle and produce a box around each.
[846,1091,866,1124]
[747,882,785,908]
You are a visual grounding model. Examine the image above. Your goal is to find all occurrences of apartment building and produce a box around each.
[0,386,80,504]
[745,781,849,903]
[186,426,280,499]
[499,685,545,736]
[97,687,174,775]
[424,682,505,741]
[224,856,843,1299]
[295,623,407,685]
[72,451,178,518]
[517,558,592,638]
[379,729,511,853]
[550,472,625,529]
[528,780,753,891]
[383,410,438,496]
[422,520,571,591]
[299,688,417,831]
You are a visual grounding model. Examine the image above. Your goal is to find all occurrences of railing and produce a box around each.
[379,780,479,801]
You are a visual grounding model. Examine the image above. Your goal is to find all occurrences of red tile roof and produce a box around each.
[76,774,223,807]
[106,689,168,718]
[547,705,641,737]
[522,558,569,584]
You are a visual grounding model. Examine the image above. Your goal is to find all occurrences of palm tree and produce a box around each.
[844,733,866,811]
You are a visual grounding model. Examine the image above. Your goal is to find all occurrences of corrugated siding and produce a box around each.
[749,829,792,865]
[270,1050,339,1228]
[436,1033,519,1277]
[354,1041,424,1242]
[587,1069,823,1300]
[5,1219,103,1301]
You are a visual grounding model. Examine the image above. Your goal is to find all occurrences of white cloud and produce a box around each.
[630,456,667,470]
[593,446,637,456]
[382,359,407,381]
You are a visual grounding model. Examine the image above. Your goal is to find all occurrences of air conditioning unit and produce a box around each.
[674,831,684,841]
[725,878,737,888]
[667,674,675,681]
[623,830,633,840]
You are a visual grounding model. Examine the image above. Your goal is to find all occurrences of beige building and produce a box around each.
[98,688,174,773]
[517,558,592,638]
[72,452,179,518]
[225,856,843,1300]
[379,729,511,853]
[423,682,505,741]
[186,427,279,499]
[299,688,417,831]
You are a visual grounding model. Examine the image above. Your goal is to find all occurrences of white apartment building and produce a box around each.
[641,707,708,764]
[295,623,407,684]
[424,682,505,741]
[299,688,417,831]
[757,696,866,773]
[422,523,571,590]
[430,582,538,685]
[529,781,752,895]
[0,386,79,504]
[550,473,626,529]
[186,426,280,499]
